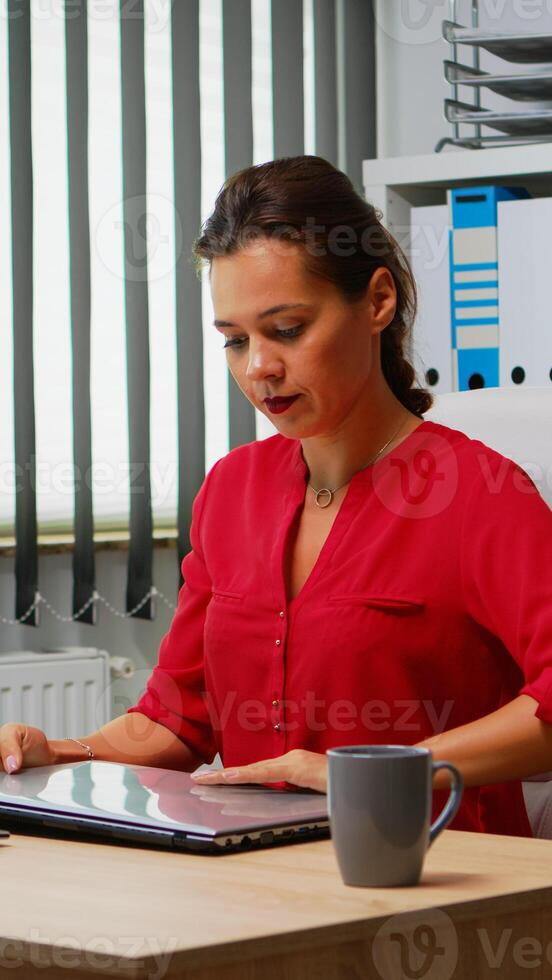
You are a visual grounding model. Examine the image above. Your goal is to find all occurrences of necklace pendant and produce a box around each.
[314,488,333,508]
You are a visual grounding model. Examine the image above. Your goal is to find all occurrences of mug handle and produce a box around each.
[428,761,464,845]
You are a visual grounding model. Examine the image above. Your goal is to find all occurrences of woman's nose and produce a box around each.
[245,341,284,382]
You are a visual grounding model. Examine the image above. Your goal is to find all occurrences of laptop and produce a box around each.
[0,760,329,853]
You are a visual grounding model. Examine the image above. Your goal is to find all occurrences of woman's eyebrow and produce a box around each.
[213,303,313,328]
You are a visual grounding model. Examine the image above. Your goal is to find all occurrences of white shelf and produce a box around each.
[363,143,552,232]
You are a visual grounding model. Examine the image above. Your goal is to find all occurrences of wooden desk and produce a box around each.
[2,829,552,979]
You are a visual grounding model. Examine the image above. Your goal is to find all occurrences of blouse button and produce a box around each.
[279,610,285,618]
[274,723,281,731]
[272,699,279,706]
[275,639,281,646]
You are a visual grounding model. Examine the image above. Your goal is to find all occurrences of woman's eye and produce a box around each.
[222,324,303,350]
[276,324,303,339]
[223,337,246,349]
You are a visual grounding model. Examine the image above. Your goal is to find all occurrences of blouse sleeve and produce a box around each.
[460,455,552,722]
[126,463,220,764]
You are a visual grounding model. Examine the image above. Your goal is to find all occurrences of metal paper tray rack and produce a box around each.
[437,0,552,151]
[444,60,552,102]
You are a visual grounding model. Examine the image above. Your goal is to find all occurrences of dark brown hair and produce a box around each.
[193,155,433,418]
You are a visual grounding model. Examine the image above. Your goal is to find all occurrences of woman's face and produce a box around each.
[210,238,396,439]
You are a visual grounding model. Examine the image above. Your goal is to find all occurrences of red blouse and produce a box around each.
[127,419,552,836]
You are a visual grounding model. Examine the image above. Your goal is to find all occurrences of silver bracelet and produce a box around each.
[66,737,94,760]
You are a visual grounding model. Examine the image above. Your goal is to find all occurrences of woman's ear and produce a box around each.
[365,266,397,335]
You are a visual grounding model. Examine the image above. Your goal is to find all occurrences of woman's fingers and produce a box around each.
[190,750,327,792]
[0,724,24,772]
[191,759,285,784]
[0,724,56,772]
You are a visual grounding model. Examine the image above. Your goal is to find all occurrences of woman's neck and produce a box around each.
[300,406,422,492]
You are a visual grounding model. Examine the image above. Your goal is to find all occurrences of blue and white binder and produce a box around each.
[409,204,452,394]
[498,196,552,388]
[448,186,530,391]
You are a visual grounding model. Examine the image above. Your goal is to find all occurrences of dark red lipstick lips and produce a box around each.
[264,395,300,415]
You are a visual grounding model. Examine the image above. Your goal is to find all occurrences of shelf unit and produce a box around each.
[363,144,552,392]
[362,143,552,234]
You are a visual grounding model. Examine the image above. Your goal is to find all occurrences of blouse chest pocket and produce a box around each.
[327,595,425,614]
[322,594,427,659]
[211,589,244,603]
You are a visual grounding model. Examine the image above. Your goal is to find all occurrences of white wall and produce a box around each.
[376,0,552,158]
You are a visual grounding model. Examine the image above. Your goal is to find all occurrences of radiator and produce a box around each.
[0,647,111,739]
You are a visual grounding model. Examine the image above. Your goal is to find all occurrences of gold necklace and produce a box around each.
[308,417,410,509]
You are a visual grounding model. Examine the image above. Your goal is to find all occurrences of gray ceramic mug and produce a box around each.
[327,745,463,887]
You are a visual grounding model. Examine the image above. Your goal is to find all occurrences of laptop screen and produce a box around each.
[0,760,328,838]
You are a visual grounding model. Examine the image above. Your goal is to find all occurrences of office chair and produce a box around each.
[425,386,552,838]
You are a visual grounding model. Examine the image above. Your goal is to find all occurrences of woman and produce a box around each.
[1,156,552,836]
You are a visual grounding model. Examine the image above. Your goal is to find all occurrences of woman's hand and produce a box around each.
[0,723,57,772]
[190,748,328,793]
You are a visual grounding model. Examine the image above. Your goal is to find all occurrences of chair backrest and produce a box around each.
[426,386,552,836]
[424,386,552,508]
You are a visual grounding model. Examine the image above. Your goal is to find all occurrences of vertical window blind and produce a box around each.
[0,0,376,625]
